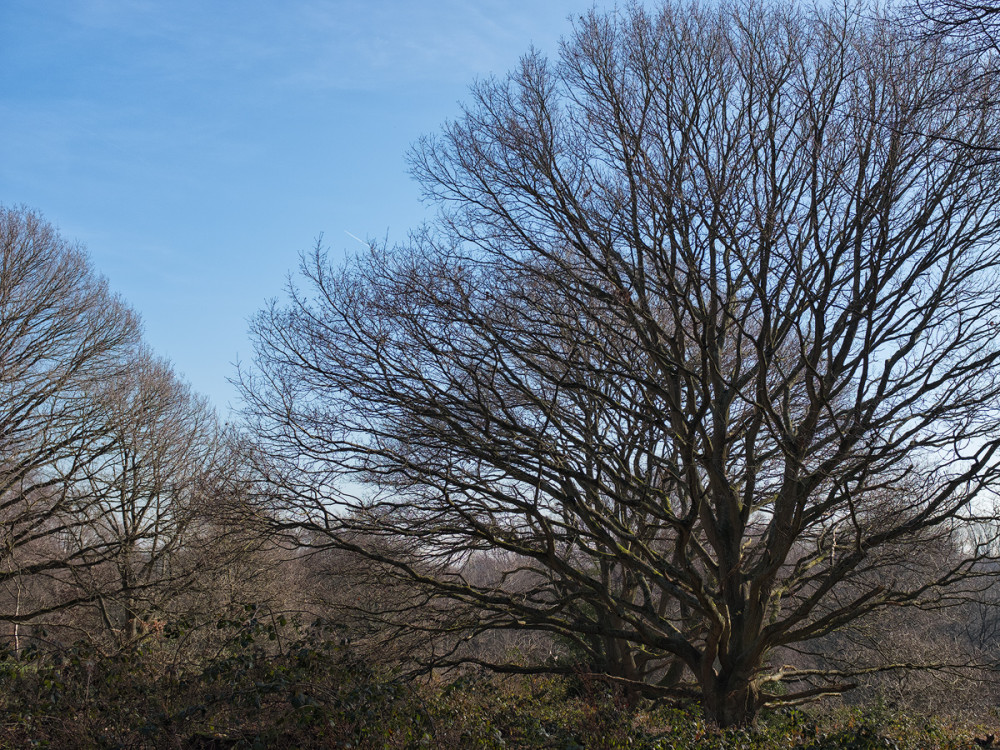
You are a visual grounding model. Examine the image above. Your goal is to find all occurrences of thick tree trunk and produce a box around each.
[702,671,760,728]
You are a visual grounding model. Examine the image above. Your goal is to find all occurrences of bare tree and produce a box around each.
[66,350,227,648]
[916,0,1000,55]
[0,206,142,634]
[242,1,1000,727]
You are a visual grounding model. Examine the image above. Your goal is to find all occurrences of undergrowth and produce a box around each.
[0,613,991,749]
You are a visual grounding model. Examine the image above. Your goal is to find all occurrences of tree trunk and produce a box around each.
[702,671,760,728]
[12,585,20,658]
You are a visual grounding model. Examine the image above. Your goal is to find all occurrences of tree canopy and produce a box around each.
[242,0,1000,727]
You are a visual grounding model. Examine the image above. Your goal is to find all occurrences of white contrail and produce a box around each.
[344,231,372,249]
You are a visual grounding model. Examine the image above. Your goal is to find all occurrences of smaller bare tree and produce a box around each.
[65,350,226,648]
[0,206,141,641]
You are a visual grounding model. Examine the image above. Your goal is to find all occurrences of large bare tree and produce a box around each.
[242,1,1000,726]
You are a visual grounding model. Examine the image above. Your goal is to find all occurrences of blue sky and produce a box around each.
[0,0,621,413]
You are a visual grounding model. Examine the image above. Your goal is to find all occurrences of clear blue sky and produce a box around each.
[0,0,623,413]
